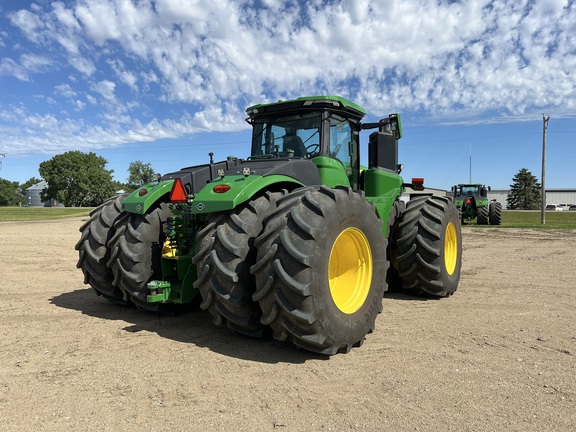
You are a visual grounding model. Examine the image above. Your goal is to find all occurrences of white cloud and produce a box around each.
[55,83,76,98]
[107,59,138,91]
[0,58,31,81]
[1,0,575,156]
[0,103,245,156]
[92,80,117,101]
[52,1,81,32]
[0,53,52,81]
[74,1,121,45]
[20,53,51,70]
[74,99,86,110]
[68,55,96,76]
[8,9,44,42]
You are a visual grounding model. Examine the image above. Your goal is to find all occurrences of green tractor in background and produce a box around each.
[76,95,462,355]
[452,183,502,225]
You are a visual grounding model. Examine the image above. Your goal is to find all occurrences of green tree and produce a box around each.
[507,168,541,210]
[112,180,127,193]
[20,177,42,190]
[0,178,22,206]
[38,151,116,207]
[126,160,156,192]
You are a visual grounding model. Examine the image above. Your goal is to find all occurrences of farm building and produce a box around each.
[25,181,59,207]
[488,188,576,209]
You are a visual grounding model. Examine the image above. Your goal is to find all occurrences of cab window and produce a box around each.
[329,116,352,163]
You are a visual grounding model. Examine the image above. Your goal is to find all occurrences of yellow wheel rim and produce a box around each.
[328,227,373,314]
[444,222,458,275]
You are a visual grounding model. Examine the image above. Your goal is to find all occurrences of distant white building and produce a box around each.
[488,188,576,209]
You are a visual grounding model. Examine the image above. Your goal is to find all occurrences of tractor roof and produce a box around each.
[246,95,366,120]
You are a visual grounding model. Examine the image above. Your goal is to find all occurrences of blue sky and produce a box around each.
[1,0,575,190]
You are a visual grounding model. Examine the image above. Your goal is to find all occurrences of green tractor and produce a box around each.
[76,95,462,355]
[452,183,502,225]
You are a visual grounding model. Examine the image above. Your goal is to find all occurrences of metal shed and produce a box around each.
[25,181,56,207]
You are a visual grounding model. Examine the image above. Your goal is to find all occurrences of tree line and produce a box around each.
[0,150,543,208]
[0,151,155,207]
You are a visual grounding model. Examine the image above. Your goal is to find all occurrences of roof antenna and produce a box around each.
[469,143,472,183]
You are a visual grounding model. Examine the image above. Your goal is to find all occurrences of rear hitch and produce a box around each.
[147,280,172,303]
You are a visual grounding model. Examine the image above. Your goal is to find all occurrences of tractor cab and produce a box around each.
[246,96,364,175]
[453,184,489,198]
[246,96,402,192]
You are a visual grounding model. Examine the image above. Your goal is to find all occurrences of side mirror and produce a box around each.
[389,114,402,140]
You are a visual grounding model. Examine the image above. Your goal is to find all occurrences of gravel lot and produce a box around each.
[1,218,574,431]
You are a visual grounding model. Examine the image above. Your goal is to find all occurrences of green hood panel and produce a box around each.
[190,174,305,214]
[121,157,318,215]
[122,180,174,214]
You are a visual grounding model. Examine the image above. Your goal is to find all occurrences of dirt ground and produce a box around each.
[0,218,574,431]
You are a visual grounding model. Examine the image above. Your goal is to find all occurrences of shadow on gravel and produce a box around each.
[384,289,442,301]
[50,287,328,364]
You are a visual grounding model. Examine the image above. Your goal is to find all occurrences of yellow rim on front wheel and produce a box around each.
[328,228,373,314]
[444,222,458,275]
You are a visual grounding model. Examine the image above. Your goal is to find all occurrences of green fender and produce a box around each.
[363,168,404,232]
[476,198,489,207]
[190,174,305,214]
[311,156,351,188]
[122,180,174,215]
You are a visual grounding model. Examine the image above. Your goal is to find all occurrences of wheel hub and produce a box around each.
[328,227,373,314]
[444,222,458,275]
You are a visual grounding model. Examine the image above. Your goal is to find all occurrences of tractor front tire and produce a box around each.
[75,194,130,305]
[107,202,174,312]
[396,196,462,297]
[489,201,502,225]
[192,192,281,337]
[251,186,387,355]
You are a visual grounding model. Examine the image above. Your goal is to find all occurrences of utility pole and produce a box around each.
[541,115,550,225]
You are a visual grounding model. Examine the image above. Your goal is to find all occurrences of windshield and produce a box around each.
[251,112,321,158]
[460,186,480,196]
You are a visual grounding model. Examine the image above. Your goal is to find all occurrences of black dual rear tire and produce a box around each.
[477,206,489,225]
[489,201,502,225]
[75,194,130,305]
[107,202,175,312]
[192,192,281,337]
